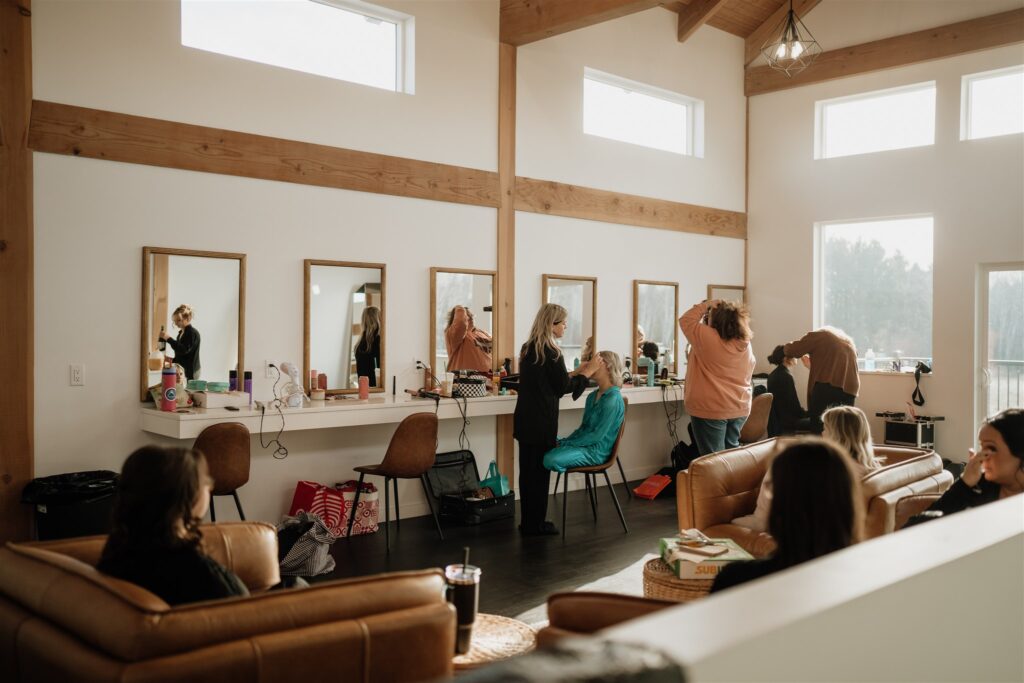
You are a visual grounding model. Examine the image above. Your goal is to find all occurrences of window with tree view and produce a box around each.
[818,216,933,372]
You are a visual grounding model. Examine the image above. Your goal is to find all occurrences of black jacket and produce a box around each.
[99,543,248,606]
[927,477,1001,516]
[166,326,201,380]
[767,365,806,436]
[710,557,784,593]
[513,346,587,447]
[354,335,381,387]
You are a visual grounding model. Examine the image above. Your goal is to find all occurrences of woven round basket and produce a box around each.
[453,613,536,670]
[642,558,714,603]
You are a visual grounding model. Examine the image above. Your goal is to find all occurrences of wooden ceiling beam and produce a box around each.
[744,0,822,66]
[500,0,663,46]
[746,8,1024,96]
[676,0,730,42]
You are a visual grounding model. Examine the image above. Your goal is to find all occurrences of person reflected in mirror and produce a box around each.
[544,351,625,473]
[581,336,595,363]
[161,304,201,381]
[637,341,660,380]
[679,299,755,455]
[782,327,859,434]
[99,446,248,606]
[927,409,1024,516]
[514,304,602,536]
[636,325,646,359]
[445,305,492,372]
[354,306,381,387]
[712,438,864,593]
[766,345,808,436]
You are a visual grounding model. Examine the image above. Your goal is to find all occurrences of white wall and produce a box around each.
[747,41,1024,459]
[608,495,1024,682]
[32,0,499,170]
[516,7,745,210]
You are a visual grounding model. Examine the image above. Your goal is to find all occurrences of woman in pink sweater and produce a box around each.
[679,300,756,455]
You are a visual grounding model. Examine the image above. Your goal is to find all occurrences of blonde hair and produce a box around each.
[598,350,624,387]
[358,306,381,351]
[581,336,595,362]
[172,304,193,325]
[822,406,882,470]
[523,303,567,363]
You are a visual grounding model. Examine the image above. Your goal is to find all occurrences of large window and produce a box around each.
[978,266,1024,422]
[815,82,935,159]
[961,65,1024,141]
[816,216,934,372]
[181,0,414,93]
[583,68,704,157]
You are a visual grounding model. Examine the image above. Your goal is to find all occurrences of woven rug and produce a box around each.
[515,553,657,628]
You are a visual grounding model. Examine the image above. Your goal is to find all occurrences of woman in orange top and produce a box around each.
[679,299,755,455]
[444,306,492,372]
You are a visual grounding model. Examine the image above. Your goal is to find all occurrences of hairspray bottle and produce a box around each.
[243,370,253,406]
[229,369,238,392]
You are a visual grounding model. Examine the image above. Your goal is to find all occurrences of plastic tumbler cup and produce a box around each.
[445,563,481,655]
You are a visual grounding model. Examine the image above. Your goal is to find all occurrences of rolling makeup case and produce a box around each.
[426,450,515,525]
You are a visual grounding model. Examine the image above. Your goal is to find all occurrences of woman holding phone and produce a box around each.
[514,303,601,536]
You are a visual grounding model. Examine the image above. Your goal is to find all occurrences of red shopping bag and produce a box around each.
[334,479,380,537]
[288,480,346,536]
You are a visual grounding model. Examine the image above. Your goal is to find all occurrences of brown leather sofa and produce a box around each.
[536,592,676,648]
[676,438,954,557]
[0,522,455,683]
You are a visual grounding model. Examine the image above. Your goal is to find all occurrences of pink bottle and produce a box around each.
[358,376,370,400]
[160,366,177,412]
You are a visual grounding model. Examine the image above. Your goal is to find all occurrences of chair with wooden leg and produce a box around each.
[193,422,251,521]
[346,412,443,551]
[560,398,629,537]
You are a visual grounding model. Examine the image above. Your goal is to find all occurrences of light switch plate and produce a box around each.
[70,364,84,386]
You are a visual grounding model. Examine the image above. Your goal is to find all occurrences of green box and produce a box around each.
[659,537,754,580]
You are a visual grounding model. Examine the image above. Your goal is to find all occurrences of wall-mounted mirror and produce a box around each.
[633,280,679,377]
[305,260,386,394]
[543,274,597,371]
[708,284,745,304]
[430,268,496,374]
[141,247,245,401]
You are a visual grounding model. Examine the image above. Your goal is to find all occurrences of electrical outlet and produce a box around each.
[69,364,84,386]
[264,360,274,379]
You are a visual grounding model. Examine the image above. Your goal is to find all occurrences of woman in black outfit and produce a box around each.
[927,409,1024,516]
[161,304,201,381]
[354,306,381,387]
[766,345,808,436]
[711,438,863,592]
[514,303,602,536]
[99,446,248,606]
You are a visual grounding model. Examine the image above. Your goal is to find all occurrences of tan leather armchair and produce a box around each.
[676,438,954,557]
[0,522,455,683]
[536,592,677,648]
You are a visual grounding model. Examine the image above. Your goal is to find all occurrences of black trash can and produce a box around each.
[21,470,119,540]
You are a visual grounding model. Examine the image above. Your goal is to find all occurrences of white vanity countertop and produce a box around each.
[140,384,683,439]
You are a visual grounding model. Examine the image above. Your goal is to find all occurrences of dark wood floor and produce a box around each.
[321,480,679,617]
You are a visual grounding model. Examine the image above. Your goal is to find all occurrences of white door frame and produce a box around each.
[974,262,1024,428]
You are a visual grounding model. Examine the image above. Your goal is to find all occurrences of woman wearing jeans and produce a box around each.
[679,299,755,455]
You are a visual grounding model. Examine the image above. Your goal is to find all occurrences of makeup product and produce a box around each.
[160,366,177,412]
[318,373,327,390]
[228,370,238,391]
[358,376,370,400]
[492,373,500,394]
[310,388,326,400]
[443,372,454,396]
[243,370,253,406]
[423,365,434,391]
[309,369,318,392]
[647,363,656,387]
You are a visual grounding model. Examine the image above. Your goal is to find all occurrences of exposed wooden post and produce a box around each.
[676,0,728,43]
[0,0,34,542]
[496,43,517,482]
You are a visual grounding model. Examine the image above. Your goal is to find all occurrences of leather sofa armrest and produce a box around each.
[538,592,676,647]
[895,494,943,530]
[198,522,279,592]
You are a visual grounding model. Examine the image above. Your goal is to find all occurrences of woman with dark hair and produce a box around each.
[766,344,807,436]
[98,446,248,606]
[782,327,859,434]
[679,299,755,455]
[927,408,1024,515]
[711,438,864,592]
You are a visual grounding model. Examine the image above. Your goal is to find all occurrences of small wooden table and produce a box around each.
[453,613,536,671]
[642,558,714,603]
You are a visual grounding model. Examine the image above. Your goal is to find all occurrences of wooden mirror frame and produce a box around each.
[140,247,246,402]
[429,267,498,375]
[707,284,746,304]
[542,274,598,363]
[304,259,387,395]
[632,279,680,377]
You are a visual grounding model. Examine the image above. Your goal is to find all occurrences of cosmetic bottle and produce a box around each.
[229,370,238,391]
[157,326,166,352]
[243,370,253,406]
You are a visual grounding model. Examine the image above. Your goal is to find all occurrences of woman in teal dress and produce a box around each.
[544,351,626,472]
